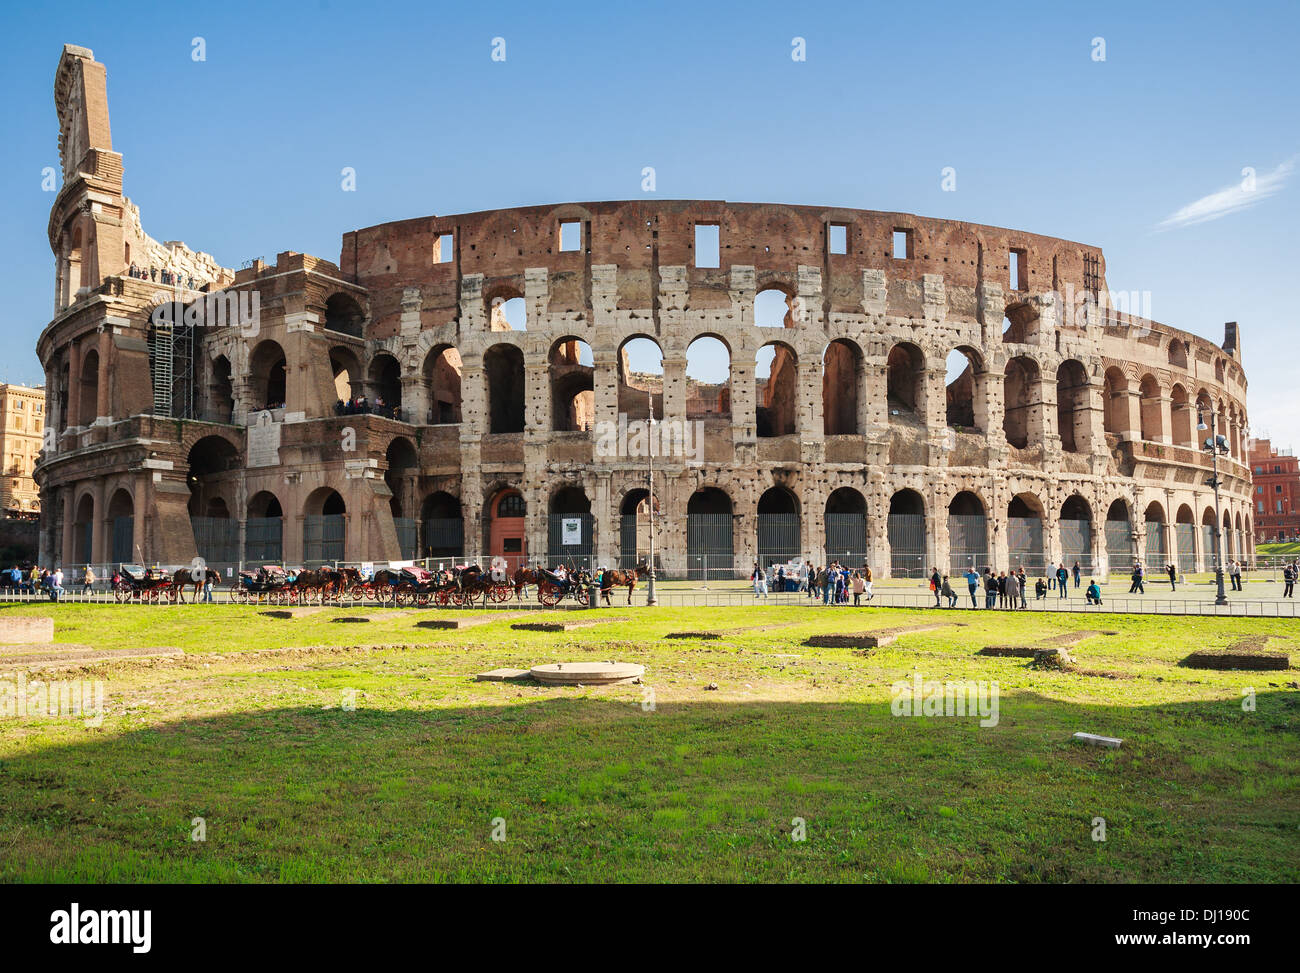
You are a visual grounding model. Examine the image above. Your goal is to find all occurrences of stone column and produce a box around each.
[96,328,111,420]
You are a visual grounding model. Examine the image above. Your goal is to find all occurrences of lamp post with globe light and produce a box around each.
[1198,409,1230,606]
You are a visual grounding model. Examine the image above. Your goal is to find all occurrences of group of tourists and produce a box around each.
[750,561,875,606]
[333,396,401,421]
[3,564,66,601]
[929,563,1104,610]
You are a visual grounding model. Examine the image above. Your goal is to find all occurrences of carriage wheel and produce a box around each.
[416,591,431,608]
[232,587,248,605]
[433,589,450,607]
[350,584,367,603]
[395,584,414,608]
[538,585,561,608]
[376,583,393,603]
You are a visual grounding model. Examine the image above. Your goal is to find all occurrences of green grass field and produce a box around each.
[1,601,1297,883]
[1257,542,1300,557]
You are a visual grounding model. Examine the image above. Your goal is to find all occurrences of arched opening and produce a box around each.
[686,336,731,421]
[367,354,402,418]
[302,488,346,565]
[756,342,797,437]
[945,347,986,433]
[330,347,362,409]
[488,295,526,331]
[323,293,365,337]
[206,355,234,423]
[1168,339,1188,369]
[687,487,733,580]
[246,491,283,562]
[424,345,463,424]
[73,493,94,565]
[385,437,419,558]
[754,286,795,329]
[486,488,527,566]
[825,487,868,567]
[1221,508,1235,560]
[249,340,287,411]
[1144,501,1167,566]
[1170,384,1192,447]
[1105,499,1134,573]
[1002,303,1038,344]
[484,344,525,433]
[1007,493,1046,573]
[548,485,593,563]
[1103,367,1129,437]
[887,489,927,578]
[886,342,925,417]
[618,336,664,422]
[756,486,800,569]
[420,491,463,561]
[1175,504,1197,575]
[1138,375,1163,442]
[1201,506,1220,567]
[947,490,988,574]
[822,339,862,435]
[188,435,241,565]
[77,348,99,426]
[619,487,659,570]
[1060,495,1093,571]
[1055,360,1090,453]
[107,488,134,565]
[549,338,595,432]
[1003,356,1040,449]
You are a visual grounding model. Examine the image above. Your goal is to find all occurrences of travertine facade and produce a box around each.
[0,384,46,519]
[35,45,1256,577]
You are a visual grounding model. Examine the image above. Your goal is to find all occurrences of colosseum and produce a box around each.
[35,45,1255,581]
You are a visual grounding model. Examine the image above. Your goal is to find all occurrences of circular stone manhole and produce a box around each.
[529,662,645,685]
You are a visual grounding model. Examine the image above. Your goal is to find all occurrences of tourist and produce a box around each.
[202,573,215,603]
[940,575,957,608]
[49,566,64,602]
[1086,579,1102,605]
[1035,577,1047,600]
[1230,559,1243,591]
[1283,563,1295,598]
[984,570,997,609]
[82,565,95,595]
[1005,570,1021,610]
[823,565,834,605]
[1072,561,1082,588]
[997,570,1008,609]
[964,566,980,608]
[863,565,874,601]
[1129,564,1145,594]
[751,562,767,599]
[1018,568,1029,609]
[1056,563,1069,598]
[1166,562,1177,591]
[929,568,941,608]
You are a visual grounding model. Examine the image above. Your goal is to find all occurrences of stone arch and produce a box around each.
[886,341,925,416]
[822,338,863,435]
[1169,384,1192,447]
[420,490,463,560]
[825,486,868,568]
[485,486,527,564]
[107,487,135,564]
[302,487,346,565]
[423,344,463,424]
[1168,338,1188,369]
[618,335,664,422]
[945,345,987,433]
[1103,366,1129,436]
[687,486,734,580]
[484,343,525,433]
[1003,356,1041,449]
[1104,497,1134,573]
[249,340,287,410]
[384,436,419,518]
[1138,374,1164,442]
[755,285,797,329]
[77,347,99,426]
[323,293,365,337]
[549,336,595,432]
[887,488,927,577]
[756,340,798,437]
[1055,359,1090,453]
[686,335,731,421]
[947,489,988,573]
[367,352,402,416]
[329,346,363,404]
[1002,301,1039,343]
[1008,491,1046,572]
[73,492,94,564]
[1144,500,1168,565]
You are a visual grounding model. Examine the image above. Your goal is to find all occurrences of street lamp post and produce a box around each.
[645,388,658,606]
[1198,410,1230,606]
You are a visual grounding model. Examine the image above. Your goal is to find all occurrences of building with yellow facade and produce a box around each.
[1,384,45,519]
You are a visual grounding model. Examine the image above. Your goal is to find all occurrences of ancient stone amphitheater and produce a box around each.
[35,45,1254,580]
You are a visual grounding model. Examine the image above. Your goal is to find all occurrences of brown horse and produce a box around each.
[512,566,539,599]
[172,566,222,604]
[600,560,647,605]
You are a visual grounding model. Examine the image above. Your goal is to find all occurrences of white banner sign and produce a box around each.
[561,517,583,546]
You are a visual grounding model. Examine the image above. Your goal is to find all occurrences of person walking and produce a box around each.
[1230,558,1243,591]
[964,566,980,608]
[82,565,95,596]
[1283,563,1295,598]
[1129,564,1145,594]
[863,565,874,602]
[1056,563,1069,598]
[851,571,864,606]
[751,563,768,599]
[1072,561,1082,589]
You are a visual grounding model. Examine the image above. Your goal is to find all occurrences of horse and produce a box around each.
[172,566,222,604]
[600,560,648,605]
[512,566,539,599]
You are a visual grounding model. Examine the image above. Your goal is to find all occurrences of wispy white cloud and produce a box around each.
[1156,158,1294,230]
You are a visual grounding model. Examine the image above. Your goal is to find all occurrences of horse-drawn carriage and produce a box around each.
[231,565,291,604]
[112,564,176,603]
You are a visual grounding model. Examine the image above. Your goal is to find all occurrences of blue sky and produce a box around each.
[1,0,1296,442]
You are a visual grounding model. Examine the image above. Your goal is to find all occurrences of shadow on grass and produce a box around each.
[1,690,1296,883]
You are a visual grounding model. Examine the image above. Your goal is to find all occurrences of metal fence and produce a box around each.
[1008,516,1046,573]
[1059,518,1094,572]
[1175,523,1197,574]
[192,516,239,565]
[947,514,989,574]
[302,514,345,565]
[825,513,868,567]
[111,515,134,563]
[1144,520,1166,564]
[1105,520,1134,573]
[887,513,927,577]
[421,517,463,560]
[548,513,594,561]
[246,516,283,563]
[687,513,734,580]
[756,513,800,567]
[393,517,417,560]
